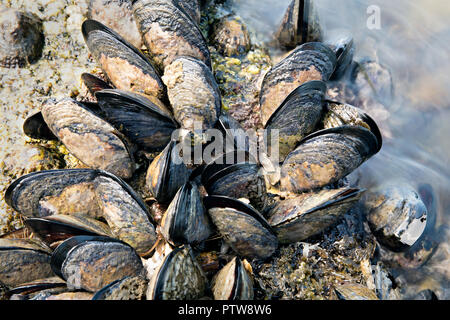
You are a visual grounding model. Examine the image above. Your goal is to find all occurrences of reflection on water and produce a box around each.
[233,0,450,298]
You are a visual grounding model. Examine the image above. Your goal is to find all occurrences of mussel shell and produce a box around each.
[7,277,66,299]
[81,72,113,95]
[92,275,148,300]
[211,14,251,56]
[96,89,176,152]
[162,56,221,132]
[147,245,207,300]
[88,0,143,49]
[0,8,44,68]
[267,187,364,243]
[324,30,354,80]
[146,141,191,204]
[335,283,379,300]
[51,236,144,292]
[173,0,201,24]
[132,0,211,71]
[204,196,278,260]
[31,291,94,300]
[41,98,135,179]
[260,42,336,125]
[264,80,326,161]
[24,214,113,247]
[280,126,379,193]
[211,257,254,300]
[23,111,57,140]
[0,239,54,287]
[82,19,165,100]
[215,113,249,153]
[323,101,382,152]
[160,181,213,246]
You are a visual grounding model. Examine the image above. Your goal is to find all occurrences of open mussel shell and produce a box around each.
[323,101,382,152]
[363,183,428,252]
[41,98,135,179]
[0,8,44,68]
[204,196,278,260]
[92,275,148,300]
[82,19,165,100]
[88,0,143,49]
[51,236,144,292]
[324,30,355,80]
[146,141,192,204]
[201,151,267,211]
[0,239,54,287]
[267,187,364,243]
[161,181,213,246]
[280,125,379,193]
[274,0,323,49]
[162,56,221,133]
[24,214,113,247]
[132,0,211,71]
[146,245,207,300]
[23,111,57,141]
[95,89,176,152]
[81,72,113,95]
[264,80,326,162]
[260,42,336,125]
[211,257,254,300]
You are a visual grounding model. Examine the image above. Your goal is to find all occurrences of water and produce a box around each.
[233,0,450,298]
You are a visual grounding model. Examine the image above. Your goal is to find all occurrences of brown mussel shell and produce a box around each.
[92,275,148,300]
[51,236,144,292]
[280,125,379,193]
[260,42,336,125]
[204,196,278,260]
[81,72,113,95]
[267,187,364,243]
[335,283,379,300]
[211,257,254,300]
[211,14,251,57]
[82,19,165,100]
[132,0,211,71]
[147,245,208,300]
[264,80,326,162]
[162,56,221,133]
[0,7,44,68]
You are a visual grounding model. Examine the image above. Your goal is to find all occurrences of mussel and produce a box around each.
[82,19,165,100]
[92,275,148,300]
[7,277,66,300]
[260,42,336,125]
[146,245,208,300]
[267,187,364,243]
[132,0,211,71]
[335,283,379,300]
[211,14,252,57]
[324,30,355,80]
[280,126,380,193]
[204,196,278,260]
[81,72,113,95]
[51,236,144,292]
[0,7,44,68]
[211,257,254,300]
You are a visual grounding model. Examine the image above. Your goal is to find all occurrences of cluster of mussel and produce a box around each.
[0,0,429,300]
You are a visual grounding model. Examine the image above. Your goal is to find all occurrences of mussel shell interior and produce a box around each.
[23,111,57,140]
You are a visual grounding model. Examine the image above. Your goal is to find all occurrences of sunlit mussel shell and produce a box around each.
[41,98,135,179]
[0,239,54,287]
[324,29,355,80]
[51,236,144,293]
[211,257,254,300]
[95,89,177,153]
[201,151,267,211]
[146,245,207,300]
[5,169,104,218]
[132,0,211,71]
[211,14,251,56]
[335,283,379,300]
[81,72,113,95]
[93,170,158,255]
[160,181,213,246]
[88,0,143,49]
[24,213,113,248]
[323,101,382,152]
[204,196,278,260]
[82,19,165,100]
[363,182,428,252]
[267,187,364,244]
[273,0,323,49]
[146,141,192,204]
[92,275,148,300]
[280,125,380,193]
[7,277,66,300]
[23,110,57,141]
[260,42,336,125]
[162,56,221,134]
[264,80,327,162]
[173,0,201,24]
[0,7,44,68]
